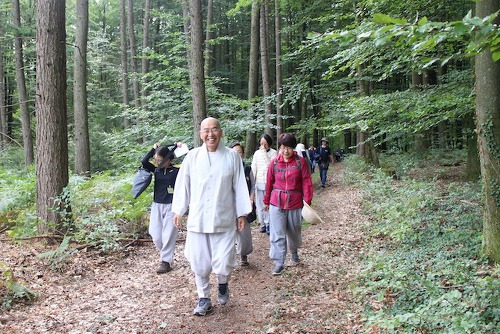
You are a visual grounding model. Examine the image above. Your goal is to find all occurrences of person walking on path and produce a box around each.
[315,137,334,188]
[141,142,181,274]
[230,142,255,266]
[263,133,313,275]
[172,117,252,316]
[251,134,278,235]
[307,144,317,173]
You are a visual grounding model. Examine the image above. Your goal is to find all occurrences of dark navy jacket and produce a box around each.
[142,148,179,204]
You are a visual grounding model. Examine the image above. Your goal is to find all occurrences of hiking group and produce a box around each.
[139,117,334,316]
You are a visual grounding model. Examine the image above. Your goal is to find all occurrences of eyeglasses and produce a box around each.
[279,146,294,152]
[201,127,221,134]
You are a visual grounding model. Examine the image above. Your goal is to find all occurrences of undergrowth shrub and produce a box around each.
[1,166,151,252]
[0,262,36,311]
[343,155,499,333]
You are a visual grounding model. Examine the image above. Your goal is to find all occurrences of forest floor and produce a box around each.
[0,162,368,334]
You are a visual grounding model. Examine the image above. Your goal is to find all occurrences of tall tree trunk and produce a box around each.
[260,1,272,138]
[275,0,283,139]
[465,112,480,180]
[74,0,90,176]
[128,0,141,108]
[0,42,6,148]
[120,0,131,128]
[412,71,428,153]
[189,0,206,147]
[36,0,69,231]
[13,0,35,166]
[141,0,151,108]
[182,0,191,69]
[357,64,379,167]
[204,0,213,77]
[245,0,259,158]
[476,0,500,262]
[344,129,352,153]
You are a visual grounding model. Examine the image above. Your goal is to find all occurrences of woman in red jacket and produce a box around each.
[263,133,313,275]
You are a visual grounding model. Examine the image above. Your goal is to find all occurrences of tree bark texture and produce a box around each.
[74,0,91,175]
[476,0,500,262]
[141,0,151,107]
[275,0,283,139]
[13,0,35,166]
[189,0,206,147]
[36,0,69,231]
[412,71,429,153]
[245,0,260,157]
[465,112,480,180]
[127,0,141,108]
[0,42,6,148]
[204,0,214,77]
[120,0,131,128]
[260,2,272,138]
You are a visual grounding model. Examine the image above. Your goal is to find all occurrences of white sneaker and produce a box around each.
[193,298,213,316]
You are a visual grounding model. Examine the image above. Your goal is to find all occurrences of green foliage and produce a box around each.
[0,262,36,311]
[0,165,36,212]
[0,155,151,251]
[37,236,77,269]
[67,171,150,251]
[343,155,499,333]
[321,69,474,148]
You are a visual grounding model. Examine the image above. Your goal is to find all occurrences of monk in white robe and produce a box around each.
[172,117,251,316]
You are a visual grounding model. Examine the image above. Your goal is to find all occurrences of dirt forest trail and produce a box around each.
[1,162,368,334]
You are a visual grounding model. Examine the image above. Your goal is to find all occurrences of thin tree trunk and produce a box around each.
[412,71,428,153]
[13,0,34,166]
[128,0,141,108]
[245,0,259,158]
[120,0,131,128]
[275,0,283,139]
[189,0,206,147]
[465,112,480,180]
[476,0,500,262]
[141,0,151,107]
[204,0,213,77]
[0,42,6,148]
[357,64,379,167]
[260,1,272,138]
[36,0,69,231]
[74,0,90,176]
[182,0,191,68]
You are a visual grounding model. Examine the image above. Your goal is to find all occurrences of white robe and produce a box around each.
[172,141,252,233]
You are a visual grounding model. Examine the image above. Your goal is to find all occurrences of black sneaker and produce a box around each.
[260,226,267,233]
[272,265,284,275]
[156,261,172,274]
[291,252,300,263]
[240,255,249,266]
[218,283,229,305]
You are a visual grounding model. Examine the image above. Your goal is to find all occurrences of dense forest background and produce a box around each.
[0,0,499,331]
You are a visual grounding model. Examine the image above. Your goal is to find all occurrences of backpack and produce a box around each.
[132,167,153,199]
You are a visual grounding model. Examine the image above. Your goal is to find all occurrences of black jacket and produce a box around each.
[142,148,179,204]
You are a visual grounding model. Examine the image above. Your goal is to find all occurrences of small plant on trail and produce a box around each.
[0,262,36,311]
[37,236,77,270]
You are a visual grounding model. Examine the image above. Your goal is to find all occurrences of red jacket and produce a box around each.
[263,152,313,209]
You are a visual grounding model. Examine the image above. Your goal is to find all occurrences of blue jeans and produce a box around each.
[319,163,328,185]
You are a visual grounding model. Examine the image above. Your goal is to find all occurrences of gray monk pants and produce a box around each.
[269,205,302,266]
[149,202,178,264]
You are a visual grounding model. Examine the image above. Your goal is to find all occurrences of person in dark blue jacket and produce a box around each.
[315,137,333,188]
[142,143,180,274]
